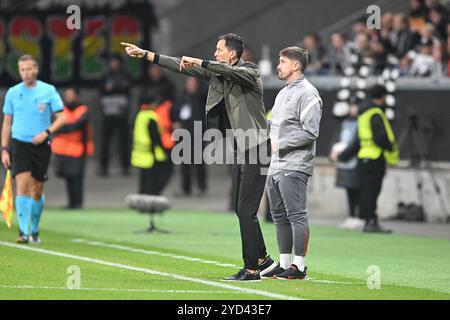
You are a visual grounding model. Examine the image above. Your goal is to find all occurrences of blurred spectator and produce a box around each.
[52,87,94,209]
[409,0,429,20]
[382,12,394,34]
[445,37,450,75]
[408,39,436,76]
[380,12,395,54]
[131,94,168,195]
[370,40,388,74]
[302,33,326,75]
[352,17,368,36]
[98,55,131,177]
[425,0,449,16]
[447,22,450,41]
[354,32,375,66]
[297,0,450,78]
[419,23,439,46]
[330,98,363,230]
[328,33,352,75]
[143,64,176,103]
[429,6,449,40]
[173,77,208,197]
[390,14,416,58]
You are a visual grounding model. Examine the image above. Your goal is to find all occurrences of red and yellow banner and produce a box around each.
[0,3,155,86]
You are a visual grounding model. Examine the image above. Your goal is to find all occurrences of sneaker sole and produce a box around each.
[275,276,309,281]
[259,261,278,277]
[261,275,277,279]
[219,279,262,282]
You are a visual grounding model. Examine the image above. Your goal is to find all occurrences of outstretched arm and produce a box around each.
[120,42,211,81]
[177,56,259,87]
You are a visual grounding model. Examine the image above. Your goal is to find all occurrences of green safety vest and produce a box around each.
[357,107,399,166]
[131,109,167,169]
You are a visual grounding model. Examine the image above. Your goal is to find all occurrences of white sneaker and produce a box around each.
[340,217,355,229]
[340,217,364,230]
[351,218,365,229]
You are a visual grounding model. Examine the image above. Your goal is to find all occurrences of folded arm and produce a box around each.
[278,97,322,152]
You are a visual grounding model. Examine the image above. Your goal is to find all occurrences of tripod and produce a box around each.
[397,113,450,223]
[135,211,170,234]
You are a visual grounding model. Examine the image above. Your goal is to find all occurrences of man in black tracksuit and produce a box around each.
[173,77,208,196]
[98,55,131,177]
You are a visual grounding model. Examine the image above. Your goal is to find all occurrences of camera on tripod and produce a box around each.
[393,111,450,223]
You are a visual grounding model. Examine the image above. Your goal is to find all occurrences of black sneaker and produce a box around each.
[261,263,286,279]
[363,220,392,233]
[258,255,278,276]
[275,264,307,280]
[16,234,29,244]
[222,269,261,282]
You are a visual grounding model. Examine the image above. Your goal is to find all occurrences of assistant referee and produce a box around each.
[1,55,65,244]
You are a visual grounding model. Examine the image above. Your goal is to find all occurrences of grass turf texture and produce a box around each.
[1,208,449,300]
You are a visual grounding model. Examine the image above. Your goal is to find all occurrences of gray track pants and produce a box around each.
[266,170,310,256]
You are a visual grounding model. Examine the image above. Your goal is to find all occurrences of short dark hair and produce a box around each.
[368,85,387,99]
[279,46,309,73]
[218,33,244,59]
[18,54,38,66]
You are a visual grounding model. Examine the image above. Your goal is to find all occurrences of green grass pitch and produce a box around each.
[1,208,449,300]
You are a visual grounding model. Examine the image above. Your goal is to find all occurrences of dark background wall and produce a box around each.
[158,0,408,60]
[263,88,450,162]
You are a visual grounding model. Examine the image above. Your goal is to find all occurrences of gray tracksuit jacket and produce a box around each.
[268,76,322,176]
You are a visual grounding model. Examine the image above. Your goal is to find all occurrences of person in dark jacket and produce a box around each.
[121,34,276,282]
[337,85,399,233]
[173,76,208,196]
[143,64,176,103]
[98,55,131,177]
[52,87,94,209]
[330,98,363,229]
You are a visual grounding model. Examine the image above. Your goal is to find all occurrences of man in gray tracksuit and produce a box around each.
[263,46,322,280]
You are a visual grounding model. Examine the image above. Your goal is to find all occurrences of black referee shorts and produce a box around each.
[11,138,51,182]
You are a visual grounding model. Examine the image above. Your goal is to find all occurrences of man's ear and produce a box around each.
[230,50,237,61]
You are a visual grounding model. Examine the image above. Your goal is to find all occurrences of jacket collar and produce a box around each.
[234,58,244,67]
[287,75,305,88]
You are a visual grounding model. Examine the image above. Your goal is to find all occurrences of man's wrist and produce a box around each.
[201,60,209,68]
[1,146,9,152]
[143,50,149,60]
[45,129,52,136]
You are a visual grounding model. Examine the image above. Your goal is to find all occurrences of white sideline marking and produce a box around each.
[71,238,240,268]
[72,238,356,286]
[0,285,240,294]
[0,241,301,300]
[308,279,355,285]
